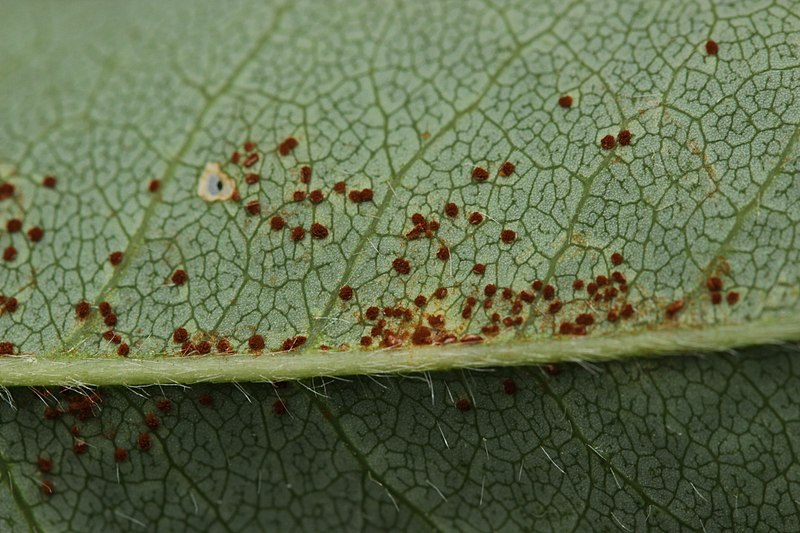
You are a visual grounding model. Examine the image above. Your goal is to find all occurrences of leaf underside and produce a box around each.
[1,1,800,530]
[0,343,798,531]
[0,1,798,384]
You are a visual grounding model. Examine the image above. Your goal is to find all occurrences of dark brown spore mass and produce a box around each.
[248,334,265,351]
[270,215,286,231]
[245,200,261,216]
[468,212,483,225]
[392,257,411,274]
[310,222,329,239]
[5,219,22,233]
[173,327,188,343]
[600,135,616,150]
[290,226,305,241]
[498,162,515,177]
[75,300,91,319]
[472,167,489,181]
[171,269,188,286]
[500,229,516,243]
[338,285,354,301]
[278,137,299,156]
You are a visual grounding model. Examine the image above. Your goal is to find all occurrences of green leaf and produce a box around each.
[0,343,798,530]
[3,2,799,527]
[0,0,799,386]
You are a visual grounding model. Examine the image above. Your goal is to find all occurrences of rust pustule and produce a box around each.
[248,334,265,352]
[500,229,516,243]
[468,212,483,225]
[270,215,286,231]
[498,162,515,177]
[246,200,261,216]
[290,226,305,241]
[309,189,324,204]
[172,269,188,286]
[666,300,684,318]
[6,219,21,232]
[472,167,489,181]
[75,301,91,320]
[300,165,312,183]
[310,222,329,239]
[173,327,188,343]
[392,257,411,274]
[278,137,299,156]
[338,285,354,301]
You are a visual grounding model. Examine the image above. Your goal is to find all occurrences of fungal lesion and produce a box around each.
[197,162,236,202]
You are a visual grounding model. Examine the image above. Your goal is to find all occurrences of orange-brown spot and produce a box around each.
[300,165,312,184]
[310,222,329,239]
[498,162,515,177]
[5,218,21,233]
[270,215,286,231]
[392,257,411,274]
[248,334,265,351]
[500,229,516,243]
[172,269,188,286]
[245,200,261,216]
[338,285,354,301]
[666,300,684,318]
[75,301,91,320]
[290,226,305,241]
[472,167,489,181]
[309,189,324,204]
[411,326,432,345]
[278,137,299,156]
[27,227,44,242]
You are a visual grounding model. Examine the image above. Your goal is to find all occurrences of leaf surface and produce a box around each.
[0,344,799,531]
[0,1,798,382]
